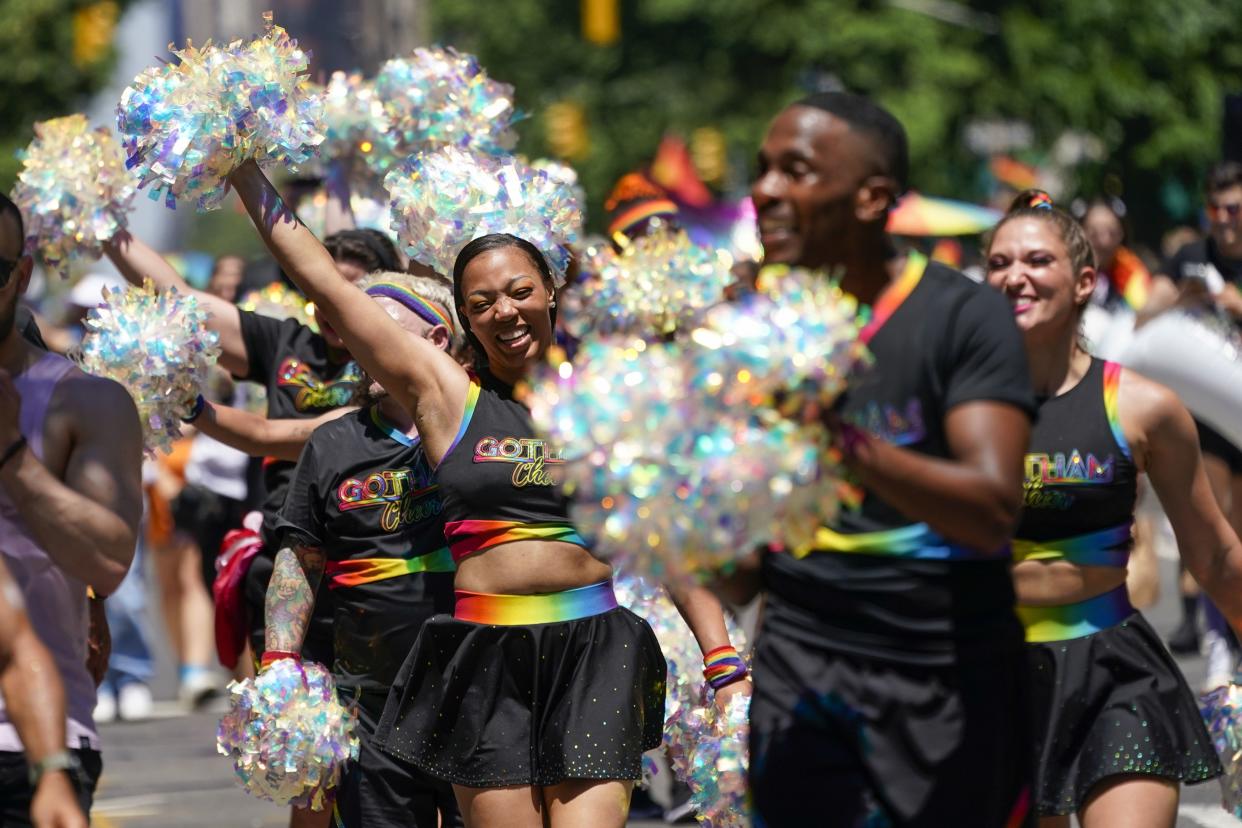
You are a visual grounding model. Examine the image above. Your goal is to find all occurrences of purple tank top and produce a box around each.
[0,351,99,751]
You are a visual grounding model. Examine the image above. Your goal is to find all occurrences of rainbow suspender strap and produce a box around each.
[454,580,618,625]
[1017,585,1134,643]
[325,547,455,589]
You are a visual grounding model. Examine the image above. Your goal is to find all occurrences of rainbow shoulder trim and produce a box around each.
[859,251,928,345]
[437,376,481,466]
[1017,585,1134,642]
[799,522,1007,561]
[1101,361,1131,460]
[325,547,455,588]
[454,579,617,625]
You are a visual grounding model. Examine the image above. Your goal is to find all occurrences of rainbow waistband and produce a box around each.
[799,522,1007,561]
[1012,523,1132,568]
[1017,586,1135,643]
[445,519,587,563]
[326,547,455,588]
[454,580,617,626]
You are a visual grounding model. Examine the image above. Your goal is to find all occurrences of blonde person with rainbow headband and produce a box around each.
[984,190,1242,827]
[262,271,462,828]
[227,158,748,828]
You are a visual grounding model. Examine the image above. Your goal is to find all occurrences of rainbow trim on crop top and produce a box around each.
[799,522,1006,561]
[1017,585,1134,642]
[325,547,455,588]
[454,580,618,625]
[1012,522,1133,568]
[445,520,586,563]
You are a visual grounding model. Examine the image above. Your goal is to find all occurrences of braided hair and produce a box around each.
[983,189,1097,275]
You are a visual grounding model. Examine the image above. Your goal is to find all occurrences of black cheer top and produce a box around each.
[435,371,586,563]
[275,406,455,691]
[1013,358,1137,568]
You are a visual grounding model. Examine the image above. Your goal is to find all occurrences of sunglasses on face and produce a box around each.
[1209,201,1242,219]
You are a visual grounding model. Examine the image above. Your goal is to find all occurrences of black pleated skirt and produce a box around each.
[1028,611,1220,815]
[373,605,666,788]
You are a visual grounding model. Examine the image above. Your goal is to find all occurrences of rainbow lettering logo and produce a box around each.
[847,399,926,446]
[336,469,442,532]
[277,357,361,412]
[473,436,564,488]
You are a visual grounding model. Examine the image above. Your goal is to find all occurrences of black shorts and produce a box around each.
[374,605,666,787]
[334,692,460,828]
[243,549,335,666]
[1028,612,1220,815]
[750,592,1034,828]
[0,748,102,826]
[170,483,248,590]
[1195,418,1242,473]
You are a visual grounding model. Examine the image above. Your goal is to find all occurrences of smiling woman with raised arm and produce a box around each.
[984,190,1242,828]
[228,159,747,828]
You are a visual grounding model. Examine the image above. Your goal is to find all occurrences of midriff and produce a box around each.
[1013,558,1128,606]
[453,539,612,594]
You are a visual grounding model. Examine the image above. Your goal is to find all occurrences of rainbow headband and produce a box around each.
[364,281,454,331]
[608,197,679,239]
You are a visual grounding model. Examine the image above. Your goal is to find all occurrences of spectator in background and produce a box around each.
[208,255,245,304]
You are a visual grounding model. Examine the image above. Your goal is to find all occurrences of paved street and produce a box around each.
[88,547,1235,827]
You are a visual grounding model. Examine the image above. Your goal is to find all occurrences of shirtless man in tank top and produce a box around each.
[0,194,143,824]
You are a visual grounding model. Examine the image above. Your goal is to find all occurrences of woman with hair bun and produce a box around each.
[227,160,748,828]
[984,190,1242,826]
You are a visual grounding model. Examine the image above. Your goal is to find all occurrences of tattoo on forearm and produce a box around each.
[264,546,324,654]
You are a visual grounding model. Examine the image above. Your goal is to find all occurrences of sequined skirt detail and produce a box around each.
[1028,610,1220,815]
[372,605,666,787]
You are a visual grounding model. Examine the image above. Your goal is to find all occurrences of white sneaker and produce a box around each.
[93,690,116,724]
[178,668,221,710]
[1203,630,1236,692]
[117,683,154,722]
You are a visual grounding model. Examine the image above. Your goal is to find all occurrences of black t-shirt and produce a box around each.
[16,306,46,350]
[1161,238,1242,288]
[275,406,455,692]
[237,310,361,547]
[763,256,1037,665]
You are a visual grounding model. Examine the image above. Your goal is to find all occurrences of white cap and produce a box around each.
[68,273,126,309]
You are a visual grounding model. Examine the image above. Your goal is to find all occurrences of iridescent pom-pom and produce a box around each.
[117,14,325,211]
[567,227,734,338]
[525,269,861,579]
[217,659,359,810]
[386,146,583,283]
[77,280,220,456]
[687,692,751,827]
[12,114,135,277]
[237,282,317,332]
[319,70,389,167]
[1201,680,1242,817]
[371,46,517,174]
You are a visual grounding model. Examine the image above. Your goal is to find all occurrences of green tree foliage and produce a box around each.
[431,0,1242,242]
[0,0,134,193]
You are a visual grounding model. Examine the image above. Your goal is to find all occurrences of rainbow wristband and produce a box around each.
[703,645,749,691]
[259,650,300,671]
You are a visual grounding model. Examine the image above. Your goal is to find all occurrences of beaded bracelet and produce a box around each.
[703,644,749,691]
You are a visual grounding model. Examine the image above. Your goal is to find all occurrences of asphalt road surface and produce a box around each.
[88,546,1235,827]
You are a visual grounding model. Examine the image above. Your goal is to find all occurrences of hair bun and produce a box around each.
[1008,189,1054,213]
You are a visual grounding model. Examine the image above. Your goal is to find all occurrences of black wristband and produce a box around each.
[0,436,26,472]
[182,395,207,423]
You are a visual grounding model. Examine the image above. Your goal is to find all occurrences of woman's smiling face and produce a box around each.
[459,245,555,378]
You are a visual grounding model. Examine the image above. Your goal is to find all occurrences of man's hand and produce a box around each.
[86,599,109,688]
[29,770,86,828]
[0,370,22,449]
[1218,283,1242,320]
